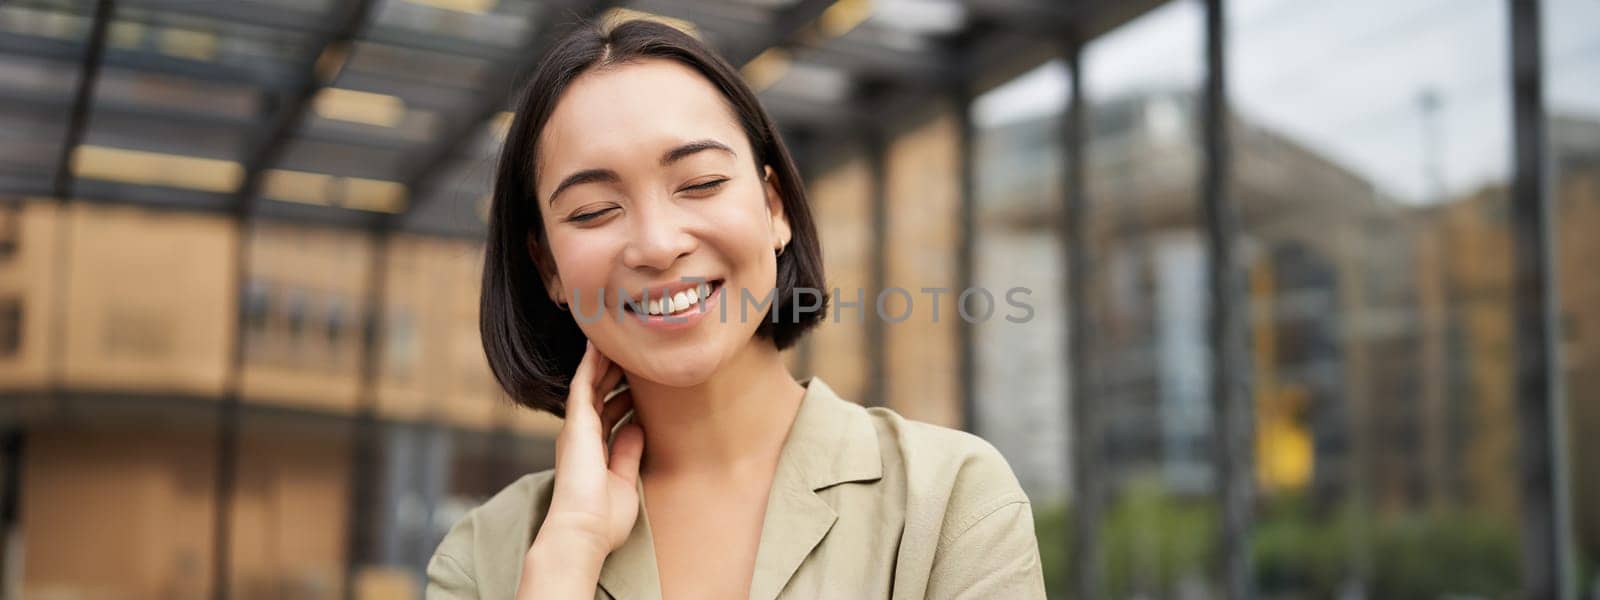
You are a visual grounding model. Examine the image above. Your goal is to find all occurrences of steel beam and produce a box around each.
[1201,0,1255,597]
[234,0,378,214]
[0,31,297,89]
[721,0,834,66]
[50,0,114,201]
[1509,1,1577,598]
[393,0,618,224]
[866,130,888,408]
[1061,40,1104,600]
[954,85,978,434]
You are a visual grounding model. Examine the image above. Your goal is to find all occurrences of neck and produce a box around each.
[623,338,806,479]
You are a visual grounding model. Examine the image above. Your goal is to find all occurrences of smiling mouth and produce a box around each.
[623,279,724,317]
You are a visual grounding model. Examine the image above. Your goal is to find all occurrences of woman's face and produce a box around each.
[531,58,791,387]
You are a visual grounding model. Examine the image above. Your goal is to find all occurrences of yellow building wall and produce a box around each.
[0,200,61,390]
[226,429,352,600]
[805,149,873,405]
[59,202,235,396]
[1557,163,1600,561]
[884,109,962,429]
[240,222,375,413]
[376,235,507,432]
[22,426,354,600]
[23,428,218,600]
[1442,194,1517,519]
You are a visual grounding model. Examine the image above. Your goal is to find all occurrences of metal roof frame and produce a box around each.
[0,0,1153,237]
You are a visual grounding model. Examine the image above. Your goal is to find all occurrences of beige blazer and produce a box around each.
[426,377,1048,599]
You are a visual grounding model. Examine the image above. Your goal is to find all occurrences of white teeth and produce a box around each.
[638,282,717,317]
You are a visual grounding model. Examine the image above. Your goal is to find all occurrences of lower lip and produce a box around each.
[627,282,723,332]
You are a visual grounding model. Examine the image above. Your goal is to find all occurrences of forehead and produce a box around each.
[537,58,748,174]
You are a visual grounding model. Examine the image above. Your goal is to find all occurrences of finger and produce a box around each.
[571,340,603,389]
[595,366,624,419]
[593,363,624,410]
[599,389,634,435]
[590,348,612,384]
[563,340,604,425]
[608,422,645,481]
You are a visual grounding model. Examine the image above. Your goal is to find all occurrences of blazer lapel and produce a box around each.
[595,377,880,600]
[597,475,662,600]
[747,377,884,600]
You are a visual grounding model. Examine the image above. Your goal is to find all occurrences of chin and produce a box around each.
[630,354,723,388]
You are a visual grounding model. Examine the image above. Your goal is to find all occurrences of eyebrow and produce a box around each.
[547,139,737,206]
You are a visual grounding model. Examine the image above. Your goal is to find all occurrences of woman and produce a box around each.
[427,18,1047,600]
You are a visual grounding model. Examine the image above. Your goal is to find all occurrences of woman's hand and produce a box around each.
[545,340,645,552]
[518,341,644,598]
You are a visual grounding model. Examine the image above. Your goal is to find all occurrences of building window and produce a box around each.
[0,296,20,358]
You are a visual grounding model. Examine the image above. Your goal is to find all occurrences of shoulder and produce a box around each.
[852,404,1046,596]
[863,405,1028,497]
[860,405,1032,539]
[428,470,557,592]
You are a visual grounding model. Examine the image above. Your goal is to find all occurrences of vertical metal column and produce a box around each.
[213,213,247,600]
[343,231,388,599]
[866,130,889,408]
[1201,0,1255,597]
[51,0,113,202]
[0,430,24,600]
[415,422,453,571]
[790,130,818,381]
[954,87,979,434]
[215,2,376,596]
[1062,43,1103,600]
[1509,1,1576,598]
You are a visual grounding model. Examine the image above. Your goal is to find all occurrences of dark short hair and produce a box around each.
[480,18,828,416]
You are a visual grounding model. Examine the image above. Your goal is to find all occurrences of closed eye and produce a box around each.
[682,178,728,193]
[566,207,617,223]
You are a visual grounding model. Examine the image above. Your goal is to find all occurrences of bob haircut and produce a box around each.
[480,18,828,416]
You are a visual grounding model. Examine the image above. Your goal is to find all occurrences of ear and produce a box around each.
[527,231,565,304]
[763,165,792,252]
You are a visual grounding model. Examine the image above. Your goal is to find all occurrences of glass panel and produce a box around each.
[81,77,250,179]
[0,1,95,41]
[94,67,262,121]
[366,0,538,55]
[1229,0,1519,595]
[1083,1,1213,595]
[970,57,1072,595]
[762,60,852,104]
[0,54,75,188]
[298,86,442,149]
[108,6,314,72]
[1545,0,1600,590]
[278,138,410,182]
[344,41,492,91]
[0,3,94,188]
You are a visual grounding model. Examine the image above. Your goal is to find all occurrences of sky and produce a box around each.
[970,0,1600,205]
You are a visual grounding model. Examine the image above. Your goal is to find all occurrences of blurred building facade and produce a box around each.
[1,0,1596,598]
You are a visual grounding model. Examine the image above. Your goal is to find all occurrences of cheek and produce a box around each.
[699,186,777,255]
[545,230,615,296]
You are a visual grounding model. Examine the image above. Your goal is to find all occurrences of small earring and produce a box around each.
[775,245,785,257]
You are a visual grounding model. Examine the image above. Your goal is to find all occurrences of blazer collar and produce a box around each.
[596,376,884,600]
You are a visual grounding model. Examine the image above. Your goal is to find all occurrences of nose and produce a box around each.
[620,197,697,272]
